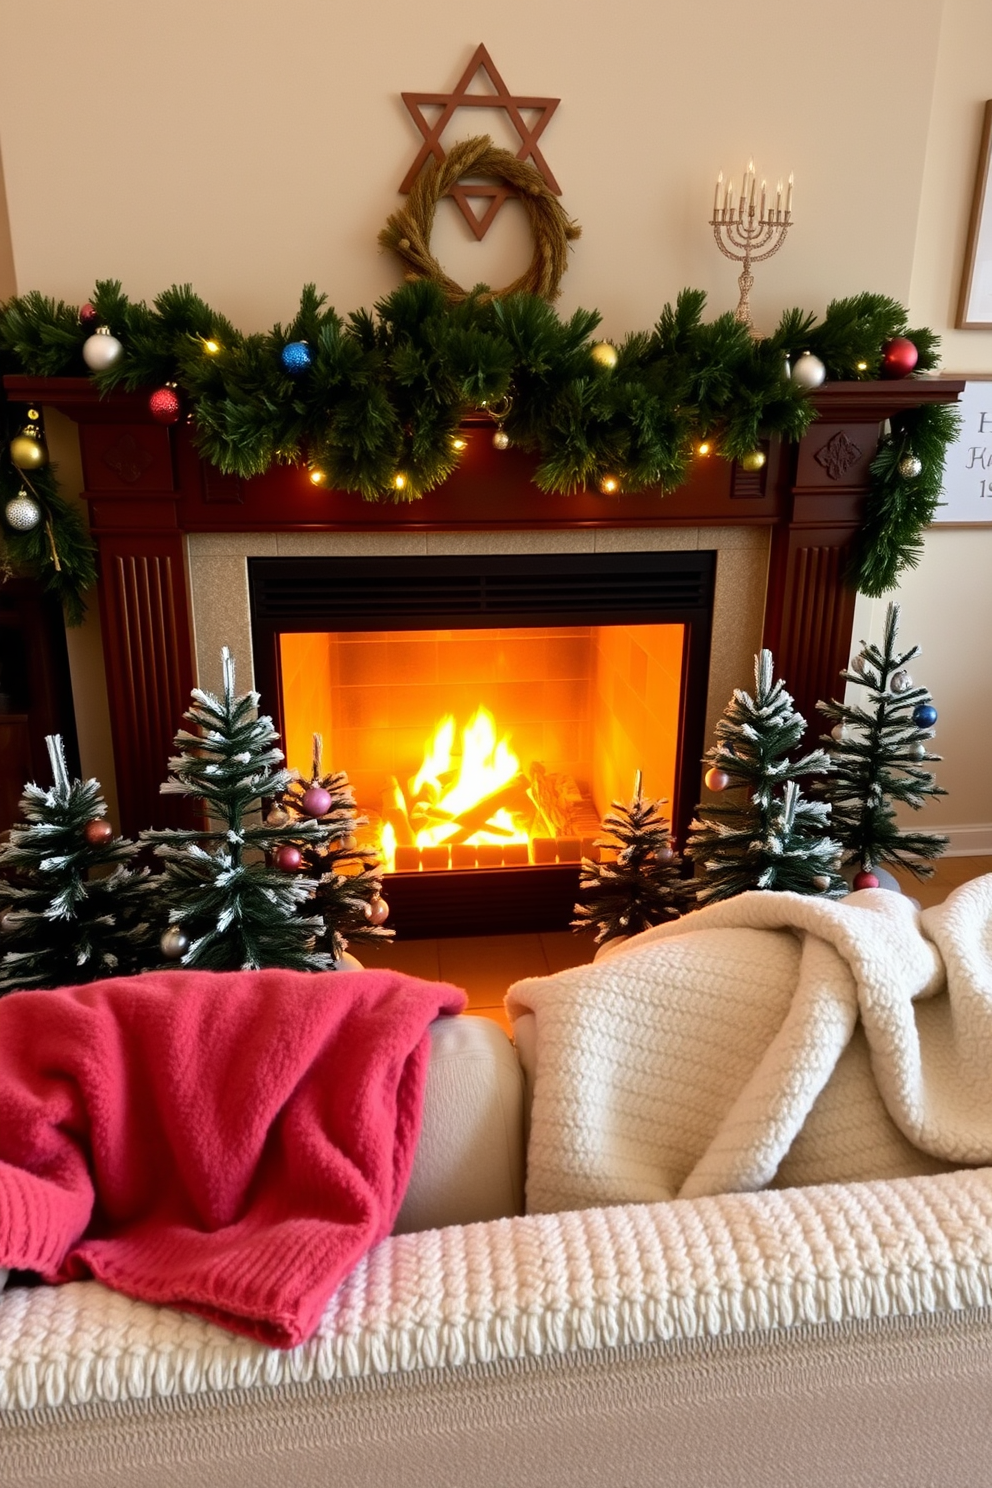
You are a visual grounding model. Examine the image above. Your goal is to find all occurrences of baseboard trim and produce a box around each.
[933,825,992,857]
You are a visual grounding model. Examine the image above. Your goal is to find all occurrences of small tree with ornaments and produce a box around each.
[270,735,393,964]
[817,602,947,884]
[686,650,846,903]
[142,648,335,972]
[0,734,156,993]
[572,771,685,944]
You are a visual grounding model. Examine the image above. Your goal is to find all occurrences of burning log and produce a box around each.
[446,774,532,845]
[381,776,414,845]
[528,762,579,836]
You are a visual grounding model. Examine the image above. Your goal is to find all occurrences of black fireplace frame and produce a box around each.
[249,551,714,937]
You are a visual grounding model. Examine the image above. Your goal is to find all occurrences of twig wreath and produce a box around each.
[379,135,582,303]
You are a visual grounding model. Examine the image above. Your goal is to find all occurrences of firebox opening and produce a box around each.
[278,623,685,875]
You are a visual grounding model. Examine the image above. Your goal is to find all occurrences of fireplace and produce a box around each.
[3,373,964,917]
[250,552,713,935]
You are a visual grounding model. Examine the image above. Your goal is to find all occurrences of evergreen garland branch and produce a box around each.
[0,279,959,592]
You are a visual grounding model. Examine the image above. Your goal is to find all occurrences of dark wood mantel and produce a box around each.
[5,375,963,837]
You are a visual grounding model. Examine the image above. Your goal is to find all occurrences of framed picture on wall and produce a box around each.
[958,100,992,328]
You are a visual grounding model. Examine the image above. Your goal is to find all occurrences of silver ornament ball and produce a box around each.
[898,454,923,480]
[4,491,41,531]
[908,741,927,760]
[160,925,189,960]
[889,669,913,694]
[492,428,510,451]
[82,326,124,371]
[790,351,827,390]
[831,723,847,743]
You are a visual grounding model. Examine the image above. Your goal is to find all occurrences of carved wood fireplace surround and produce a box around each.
[6,377,963,862]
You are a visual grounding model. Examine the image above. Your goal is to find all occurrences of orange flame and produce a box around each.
[412,707,528,850]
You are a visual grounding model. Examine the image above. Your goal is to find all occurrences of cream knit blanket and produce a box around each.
[507,877,992,1214]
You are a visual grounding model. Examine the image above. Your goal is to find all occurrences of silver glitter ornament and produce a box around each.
[4,491,41,531]
[898,454,922,480]
[160,925,189,960]
[492,429,510,450]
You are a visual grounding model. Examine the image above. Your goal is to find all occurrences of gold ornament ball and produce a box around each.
[739,449,766,473]
[492,429,510,451]
[590,341,618,370]
[10,431,48,470]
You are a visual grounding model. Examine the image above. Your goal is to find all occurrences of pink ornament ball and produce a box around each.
[853,869,879,890]
[300,786,332,818]
[149,385,181,424]
[79,301,99,329]
[274,844,303,872]
[365,894,390,925]
[655,844,675,864]
[705,767,731,791]
[880,336,919,380]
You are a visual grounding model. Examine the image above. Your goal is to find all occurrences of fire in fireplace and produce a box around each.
[250,553,714,936]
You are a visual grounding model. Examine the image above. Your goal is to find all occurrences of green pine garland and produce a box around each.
[0,279,958,619]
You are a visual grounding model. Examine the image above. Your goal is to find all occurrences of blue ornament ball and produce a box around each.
[280,340,312,375]
[913,704,938,728]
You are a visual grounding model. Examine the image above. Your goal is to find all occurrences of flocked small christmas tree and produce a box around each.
[0,734,156,993]
[686,650,846,903]
[817,602,947,883]
[572,771,685,943]
[142,648,335,971]
[272,734,394,963]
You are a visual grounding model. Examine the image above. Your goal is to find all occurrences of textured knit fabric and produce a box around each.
[0,968,465,1347]
[507,877,992,1214]
[2,1167,992,1413]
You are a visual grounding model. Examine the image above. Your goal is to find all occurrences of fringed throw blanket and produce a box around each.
[507,878,992,1214]
[0,968,464,1345]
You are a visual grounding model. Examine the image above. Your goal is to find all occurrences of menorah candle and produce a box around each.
[786,173,794,214]
[714,171,723,215]
[760,180,767,219]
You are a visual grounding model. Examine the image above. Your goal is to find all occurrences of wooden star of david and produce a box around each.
[400,45,561,241]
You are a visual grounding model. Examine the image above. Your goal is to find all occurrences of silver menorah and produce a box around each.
[710,162,793,329]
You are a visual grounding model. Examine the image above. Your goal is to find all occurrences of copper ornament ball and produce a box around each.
[160,925,189,960]
[9,430,48,470]
[365,894,390,925]
[83,818,114,846]
[704,766,731,791]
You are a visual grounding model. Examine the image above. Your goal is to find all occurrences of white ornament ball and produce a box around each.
[812,874,831,891]
[850,651,868,676]
[160,925,189,960]
[889,669,913,694]
[492,429,510,451]
[790,351,827,390]
[82,326,124,371]
[4,491,41,531]
[898,454,923,480]
[831,723,847,743]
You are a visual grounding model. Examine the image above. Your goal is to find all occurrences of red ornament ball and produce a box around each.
[853,869,880,890]
[79,302,99,329]
[880,337,919,380]
[365,893,390,925]
[300,785,332,818]
[83,818,114,846]
[705,767,731,792]
[274,844,303,872]
[149,385,181,424]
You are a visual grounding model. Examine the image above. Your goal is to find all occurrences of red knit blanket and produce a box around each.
[0,968,465,1347]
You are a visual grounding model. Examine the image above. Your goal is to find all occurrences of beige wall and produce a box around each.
[0,0,988,846]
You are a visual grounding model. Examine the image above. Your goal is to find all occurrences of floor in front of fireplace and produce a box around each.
[364,929,596,1031]
[367,856,992,1033]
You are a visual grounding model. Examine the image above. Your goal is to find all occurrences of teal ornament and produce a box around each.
[280,340,312,375]
[913,704,938,728]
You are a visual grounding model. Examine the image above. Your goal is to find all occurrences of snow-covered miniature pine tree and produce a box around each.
[273,734,393,964]
[818,601,948,883]
[0,734,155,992]
[141,648,335,971]
[686,650,846,903]
[572,771,685,943]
